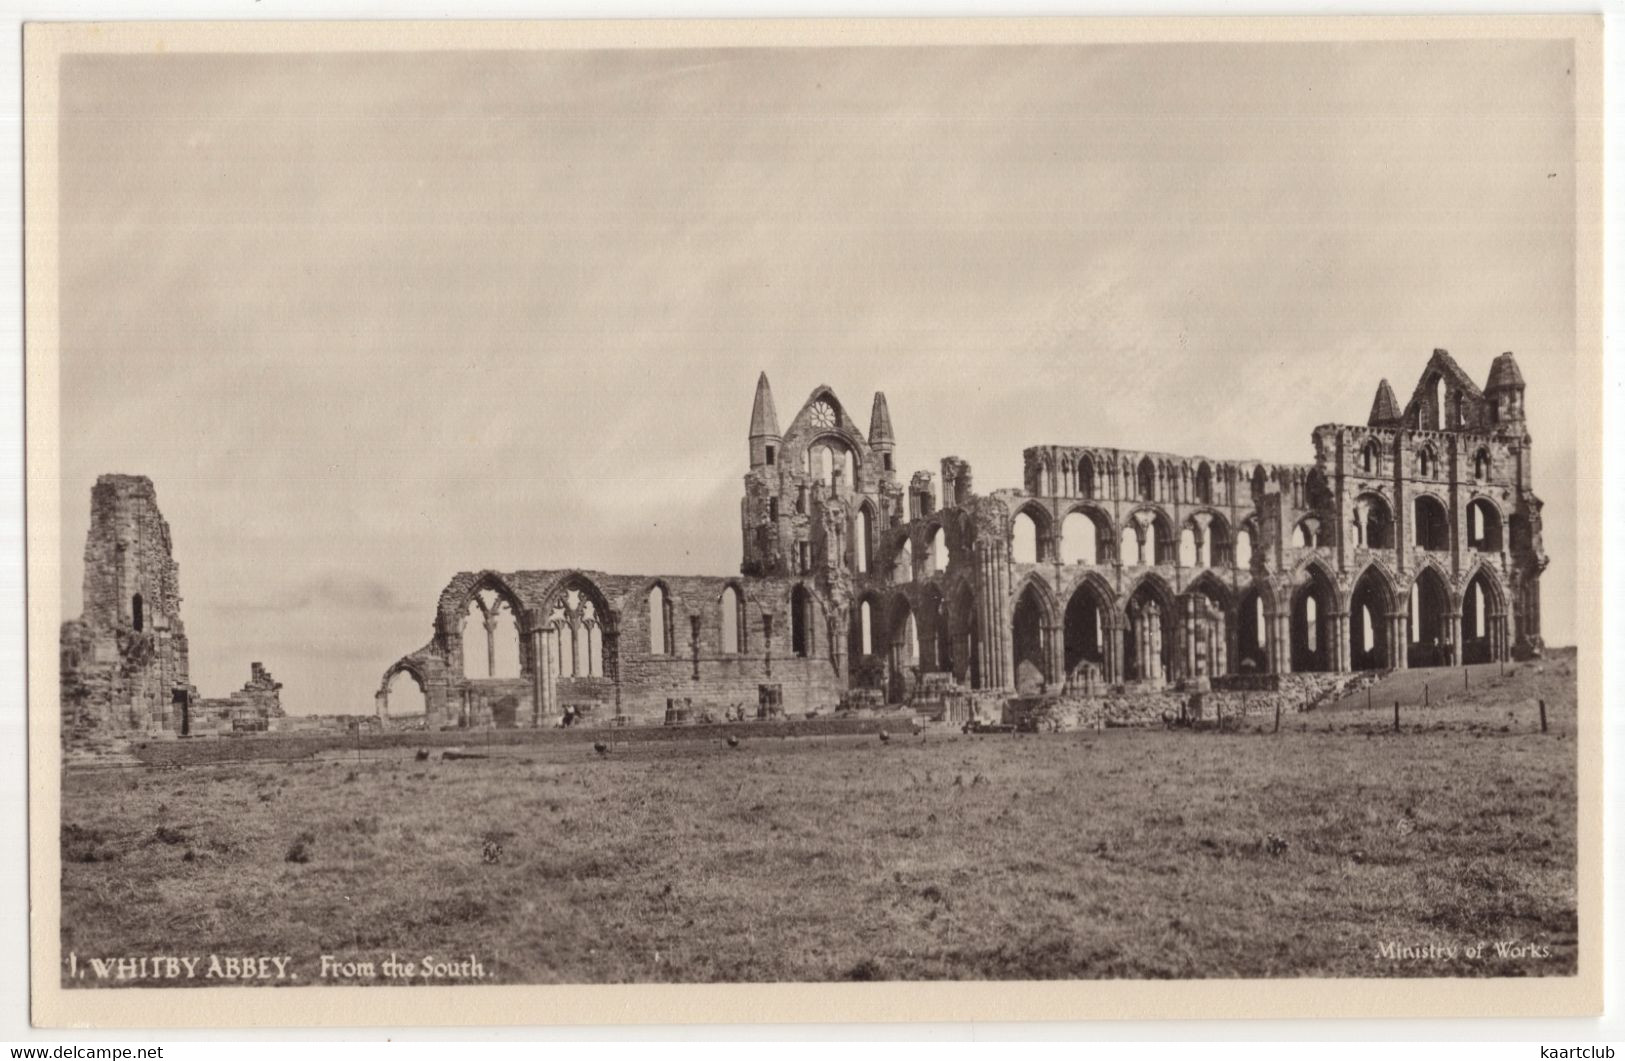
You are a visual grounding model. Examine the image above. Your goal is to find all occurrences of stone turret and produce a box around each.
[748,371,783,470]
[1484,351,1526,429]
[1367,378,1400,426]
[868,391,896,477]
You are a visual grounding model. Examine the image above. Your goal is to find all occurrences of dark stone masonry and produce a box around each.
[59,474,283,738]
[377,348,1547,730]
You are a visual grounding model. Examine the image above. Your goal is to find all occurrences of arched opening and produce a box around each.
[849,596,878,663]
[1407,567,1452,668]
[895,601,919,665]
[720,585,744,653]
[384,668,428,718]
[929,526,948,574]
[1011,509,1041,564]
[1466,498,1502,552]
[1251,465,1269,502]
[1289,569,1335,673]
[927,586,952,673]
[1234,526,1254,569]
[786,588,812,653]
[1077,455,1095,499]
[1123,579,1173,684]
[1063,580,1110,682]
[1291,517,1323,549]
[1414,496,1451,552]
[465,589,523,679]
[1473,448,1492,481]
[1118,525,1138,566]
[855,504,873,574]
[790,584,813,658]
[1461,569,1501,664]
[1349,567,1393,670]
[1186,577,1231,677]
[1178,527,1199,567]
[1203,514,1232,566]
[1195,462,1213,505]
[1361,440,1382,475]
[1060,510,1100,565]
[648,584,673,655]
[1130,511,1171,564]
[545,583,612,681]
[1433,376,1447,430]
[131,593,144,632]
[1011,584,1049,694]
[1353,493,1394,549]
[1417,445,1439,480]
[1137,456,1157,501]
[1236,585,1268,673]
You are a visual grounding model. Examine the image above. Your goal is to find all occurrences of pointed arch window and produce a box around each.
[720,585,745,654]
[648,584,674,655]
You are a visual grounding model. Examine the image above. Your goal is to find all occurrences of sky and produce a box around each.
[55,40,1580,714]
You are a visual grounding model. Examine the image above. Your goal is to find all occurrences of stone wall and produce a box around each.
[191,662,285,734]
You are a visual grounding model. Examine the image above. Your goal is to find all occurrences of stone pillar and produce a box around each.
[537,625,559,725]
[1269,608,1292,674]
[483,615,498,678]
[975,540,1011,690]
[1446,613,1463,667]
[1042,622,1063,690]
[1335,610,1351,674]
[832,608,848,685]
[374,690,388,720]
[1389,611,1409,670]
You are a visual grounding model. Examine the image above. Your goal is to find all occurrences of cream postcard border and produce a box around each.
[23,15,1605,1029]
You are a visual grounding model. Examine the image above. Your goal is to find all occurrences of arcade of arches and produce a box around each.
[378,355,1544,728]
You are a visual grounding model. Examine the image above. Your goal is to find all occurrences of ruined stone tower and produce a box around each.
[59,474,192,733]
[60,475,287,738]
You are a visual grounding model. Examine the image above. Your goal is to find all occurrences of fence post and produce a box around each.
[1464,666,1470,691]
[1393,700,1400,733]
[1424,682,1429,707]
[1274,702,1281,734]
[1539,698,1548,734]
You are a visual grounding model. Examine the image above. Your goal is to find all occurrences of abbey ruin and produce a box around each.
[379,348,1547,729]
[59,474,284,738]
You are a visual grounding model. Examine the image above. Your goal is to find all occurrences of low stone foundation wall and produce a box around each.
[1006,670,1386,731]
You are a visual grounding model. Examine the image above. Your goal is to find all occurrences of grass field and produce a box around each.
[59,652,1578,985]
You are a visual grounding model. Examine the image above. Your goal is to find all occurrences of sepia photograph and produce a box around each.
[23,17,1604,1027]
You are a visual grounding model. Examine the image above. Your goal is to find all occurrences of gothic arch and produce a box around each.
[378,658,429,698]
[1289,561,1338,672]
[1466,495,1505,552]
[1059,503,1113,565]
[441,570,528,636]
[1348,563,1399,671]
[642,579,678,656]
[1008,500,1054,564]
[1010,577,1056,693]
[1405,563,1454,668]
[542,572,617,680]
[1460,559,1510,614]
[1412,492,1452,552]
[1183,569,1235,612]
